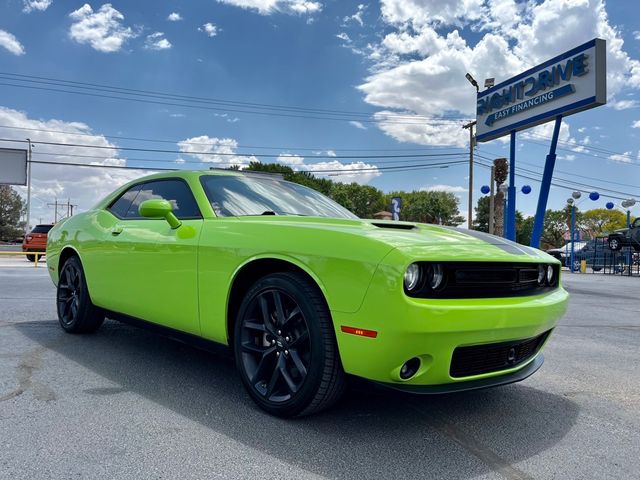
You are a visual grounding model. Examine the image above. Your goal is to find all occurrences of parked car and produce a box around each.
[46,170,568,417]
[546,241,586,264]
[607,218,640,251]
[22,224,54,261]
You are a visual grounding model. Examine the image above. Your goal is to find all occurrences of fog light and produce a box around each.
[537,264,545,285]
[399,357,421,379]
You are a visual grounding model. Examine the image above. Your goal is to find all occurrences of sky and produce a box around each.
[0,0,639,226]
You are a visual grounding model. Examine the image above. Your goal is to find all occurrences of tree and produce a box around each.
[493,158,508,236]
[540,209,569,248]
[515,212,534,246]
[473,196,490,232]
[0,185,25,241]
[582,208,627,237]
[387,190,464,225]
[329,182,385,218]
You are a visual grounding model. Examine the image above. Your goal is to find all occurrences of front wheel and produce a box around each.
[57,256,104,333]
[234,272,346,417]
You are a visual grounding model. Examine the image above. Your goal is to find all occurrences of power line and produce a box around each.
[0,124,466,152]
[0,137,468,160]
[29,158,468,174]
[0,80,467,126]
[0,71,469,121]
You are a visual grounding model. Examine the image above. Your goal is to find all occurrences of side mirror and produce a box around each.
[138,199,182,229]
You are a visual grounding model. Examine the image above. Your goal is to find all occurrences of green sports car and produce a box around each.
[47,170,568,417]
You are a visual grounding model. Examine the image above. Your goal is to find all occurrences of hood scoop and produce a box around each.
[371,222,417,230]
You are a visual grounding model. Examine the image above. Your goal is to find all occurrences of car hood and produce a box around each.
[234,216,550,260]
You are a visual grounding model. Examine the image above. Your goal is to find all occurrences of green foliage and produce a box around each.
[0,185,25,241]
[385,190,464,225]
[329,182,385,219]
[515,212,534,246]
[541,209,569,248]
[582,208,627,236]
[473,196,490,232]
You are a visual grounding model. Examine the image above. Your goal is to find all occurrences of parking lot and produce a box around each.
[1,255,638,480]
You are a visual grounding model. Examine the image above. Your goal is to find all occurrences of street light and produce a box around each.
[465,73,480,92]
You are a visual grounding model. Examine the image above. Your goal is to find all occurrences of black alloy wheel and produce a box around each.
[234,272,345,417]
[56,256,104,333]
[26,254,36,262]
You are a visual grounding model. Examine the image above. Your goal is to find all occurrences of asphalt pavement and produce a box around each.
[0,256,638,479]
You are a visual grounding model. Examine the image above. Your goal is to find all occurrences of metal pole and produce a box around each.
[463,121,476,230]
[570,206,576,273]
[503,192,507,237]
[506,130,517,241]
[25,139,32,234]
[627,210,631,228]
[530,115,563,248]
[489,166,495,235]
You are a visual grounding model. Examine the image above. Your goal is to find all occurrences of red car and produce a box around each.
[22,224,53,262]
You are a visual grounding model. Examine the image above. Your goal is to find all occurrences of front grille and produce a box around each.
[406,262,558,299]
[450,330,551,378]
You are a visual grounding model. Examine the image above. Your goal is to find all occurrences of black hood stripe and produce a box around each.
[440,227,538,256]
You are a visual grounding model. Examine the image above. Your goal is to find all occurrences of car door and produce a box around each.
[95,178,203,335]
[629,218,640,249]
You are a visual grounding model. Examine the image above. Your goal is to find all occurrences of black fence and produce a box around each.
[558,237,639,277]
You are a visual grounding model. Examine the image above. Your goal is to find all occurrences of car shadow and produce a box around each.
[18,319,579,479]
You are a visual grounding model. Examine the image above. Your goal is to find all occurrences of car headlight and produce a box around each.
[537,264,546,286]
[427,263,444,290]
[546,265,555,285]
[404,263,421,291]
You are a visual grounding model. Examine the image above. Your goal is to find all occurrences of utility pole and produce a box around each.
[489,166,495,235]
[25,138,33,234]
[48,198,59,223]
[463,121,476,230]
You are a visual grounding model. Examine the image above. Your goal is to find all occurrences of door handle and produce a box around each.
[111,226,123,236]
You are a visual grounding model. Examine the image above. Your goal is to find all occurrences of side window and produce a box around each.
[125,180,201,219]
[108,184,142,218]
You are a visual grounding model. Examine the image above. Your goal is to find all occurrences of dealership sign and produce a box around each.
[476,38,606,142]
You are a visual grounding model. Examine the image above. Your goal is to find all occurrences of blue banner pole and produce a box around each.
[530,115,563,248]
[570,206,576,272]
[506,131,517,241]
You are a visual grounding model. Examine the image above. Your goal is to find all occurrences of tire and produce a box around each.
[572,260,581,272]
[26,254,35,262]
[234,271,346,418]
[608,238,621,251]
[56,256,104,333]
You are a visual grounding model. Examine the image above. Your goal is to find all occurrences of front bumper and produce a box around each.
[376,354,544,394]
[331,256,569,389]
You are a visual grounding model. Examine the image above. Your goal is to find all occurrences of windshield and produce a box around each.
[200,174,359,219]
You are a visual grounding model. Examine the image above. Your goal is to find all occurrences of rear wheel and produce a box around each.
[234,272,346,417]
[26,254,35,262]
[608,238,621,251]
[57,256,104,333]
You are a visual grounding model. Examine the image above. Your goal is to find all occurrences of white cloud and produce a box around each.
[145,32,171,50]
[354,0,640,146]
[199,23,218,37]
[609,99,639,110]
[608,151,633,163]
[167,12,183,21]
[68,3,137,53]
[216,0,322,15]
[0,30,26,56]
[0,106,146,226]
[22,0,52,13]
[336,32,350,42]
[277,153,380,184]
[177,135,257,167]
[421,184,467,193]
[343,4,367,26]
[349,120,367,130]
[632,120,640,129]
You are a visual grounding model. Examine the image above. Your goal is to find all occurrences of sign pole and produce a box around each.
[505,131,517,241]
[25,138,32,234]
[530,115,563,248]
